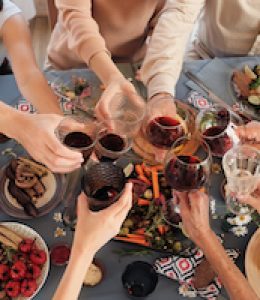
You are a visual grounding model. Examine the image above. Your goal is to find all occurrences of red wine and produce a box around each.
[146,116,184,148]
[99,133,125,152]
[64,131,93,162]
[93,186,119,201]
[50,244,71,266]
[165,155,207,191]
[203,125,233,156]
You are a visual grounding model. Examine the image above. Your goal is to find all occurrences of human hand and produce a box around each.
[9,113,83,173]
[177,191,213,248]
[237,182,260,214]
[236,121,260,143]
[95,77,143,121]
[74,183,133,254]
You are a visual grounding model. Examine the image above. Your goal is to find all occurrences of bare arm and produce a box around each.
[178,191,259,300]
[1,14,61,114]
[53,184,132,300]
[140,0,205,99]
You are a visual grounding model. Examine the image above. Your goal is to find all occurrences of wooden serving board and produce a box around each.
[132,100,199,165]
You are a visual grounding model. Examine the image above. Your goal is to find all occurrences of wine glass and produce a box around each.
[94,124,132,162]
[99,92,146,138]
[222,145,260,215]
[196,105,242,157]
[163,136,212,225]
[142,97,188,150]
[55,115,100,228]
[82,162,126,211]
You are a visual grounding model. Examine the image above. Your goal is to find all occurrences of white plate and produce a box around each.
[0,222,50,300]
[245,228,260,297]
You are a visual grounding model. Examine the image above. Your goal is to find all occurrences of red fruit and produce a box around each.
[26,264,41,279]
[10,260,27,280]
[19,239,35,253]
[5,281,20,298]
[0,264,9,281]
[21,279,37,297]
[30,249,47,265]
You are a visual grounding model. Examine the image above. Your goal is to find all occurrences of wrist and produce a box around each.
[0,103,24,137]
[192,228,215,248]
[149,92,174,102]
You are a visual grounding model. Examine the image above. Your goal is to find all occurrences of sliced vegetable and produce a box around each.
[248,95,260,106]
[151,168,160,199]
[244,65,257,80]
[157,225,169,235]
[114,236,149,247]
[137,198,151,206]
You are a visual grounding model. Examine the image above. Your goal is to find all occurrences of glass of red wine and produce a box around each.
[55,115,100,164]
[162,136,211,226]
[99,92,146,138]
[82,162,126,211]
[196,105,242,157]
[55,115,100,228]
[95,126,132,162]
[142,97,188,150]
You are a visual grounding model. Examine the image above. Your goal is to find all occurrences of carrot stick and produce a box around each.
[142,163,152,177]
[135,164,145,177]
[138,175,151,186]
[127,234,145,239]
[157,225,169,235]
[137,198,150,206]
[151,168,160,198]
[115,236,149,247]
[134,228,145,235]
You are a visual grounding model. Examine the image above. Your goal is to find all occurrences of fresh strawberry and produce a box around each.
[5,281,20,298]
[21,279,37,297]
[10,260,27,280]
[30,249,47,265]
[0,264,9,281]
[26,263,41,279]
[19,239,35,253]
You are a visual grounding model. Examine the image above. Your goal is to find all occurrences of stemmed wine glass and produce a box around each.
[99,91,146,138]
[142,97,188,162]
[163,136,212,226]
[196,105,242,157]
[222,145,260,215]
[55,115,100,228]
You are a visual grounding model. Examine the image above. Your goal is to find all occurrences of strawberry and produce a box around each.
[0,264,9,281]
[19,239,35,253]
[10,260,27,280]
[30,249,47,265]
[21,279,37,297]
[26,263,41,279]
[5,281,20,298]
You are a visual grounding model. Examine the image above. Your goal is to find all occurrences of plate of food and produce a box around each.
[245,228,260,297]
[231,62,260,120]
[115,163,195,256]
[0,222,49,299]
[0,157,66,219]
[49,70,102,115]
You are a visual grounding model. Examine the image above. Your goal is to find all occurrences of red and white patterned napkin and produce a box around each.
[154,248,239,299]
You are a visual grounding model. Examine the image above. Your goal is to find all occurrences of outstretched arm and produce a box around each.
[177,191,259,300]
[1,14,61,114]
[140,0,205,99]
[53,183,132,300]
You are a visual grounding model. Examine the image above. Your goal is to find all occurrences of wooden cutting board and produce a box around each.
[132,100,199,165]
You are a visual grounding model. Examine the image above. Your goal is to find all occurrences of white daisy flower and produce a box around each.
[227,214,252,226]
[179,284,197,298]
[231,226,248,237]
[54,227,66,238]
[53,212,63,223]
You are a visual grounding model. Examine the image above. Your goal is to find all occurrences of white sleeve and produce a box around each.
[0,0,21,29]
[140,0,205,99]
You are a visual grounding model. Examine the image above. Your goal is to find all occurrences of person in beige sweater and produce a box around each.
[141,0,260,99]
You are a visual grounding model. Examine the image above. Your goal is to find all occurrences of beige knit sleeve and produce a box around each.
[55,0,108,65]
[140,0,205,99]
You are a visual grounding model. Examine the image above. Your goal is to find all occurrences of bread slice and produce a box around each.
[83,262,103,286]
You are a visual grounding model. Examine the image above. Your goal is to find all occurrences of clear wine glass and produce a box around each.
[222,145,260,215]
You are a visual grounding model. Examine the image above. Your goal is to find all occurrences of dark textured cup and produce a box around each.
[122,261,158,298]
[82,162,126,211]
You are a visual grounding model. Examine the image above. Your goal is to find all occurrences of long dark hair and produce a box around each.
[0,0,3,11]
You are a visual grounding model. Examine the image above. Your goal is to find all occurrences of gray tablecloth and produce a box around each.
[0,57,258,300]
